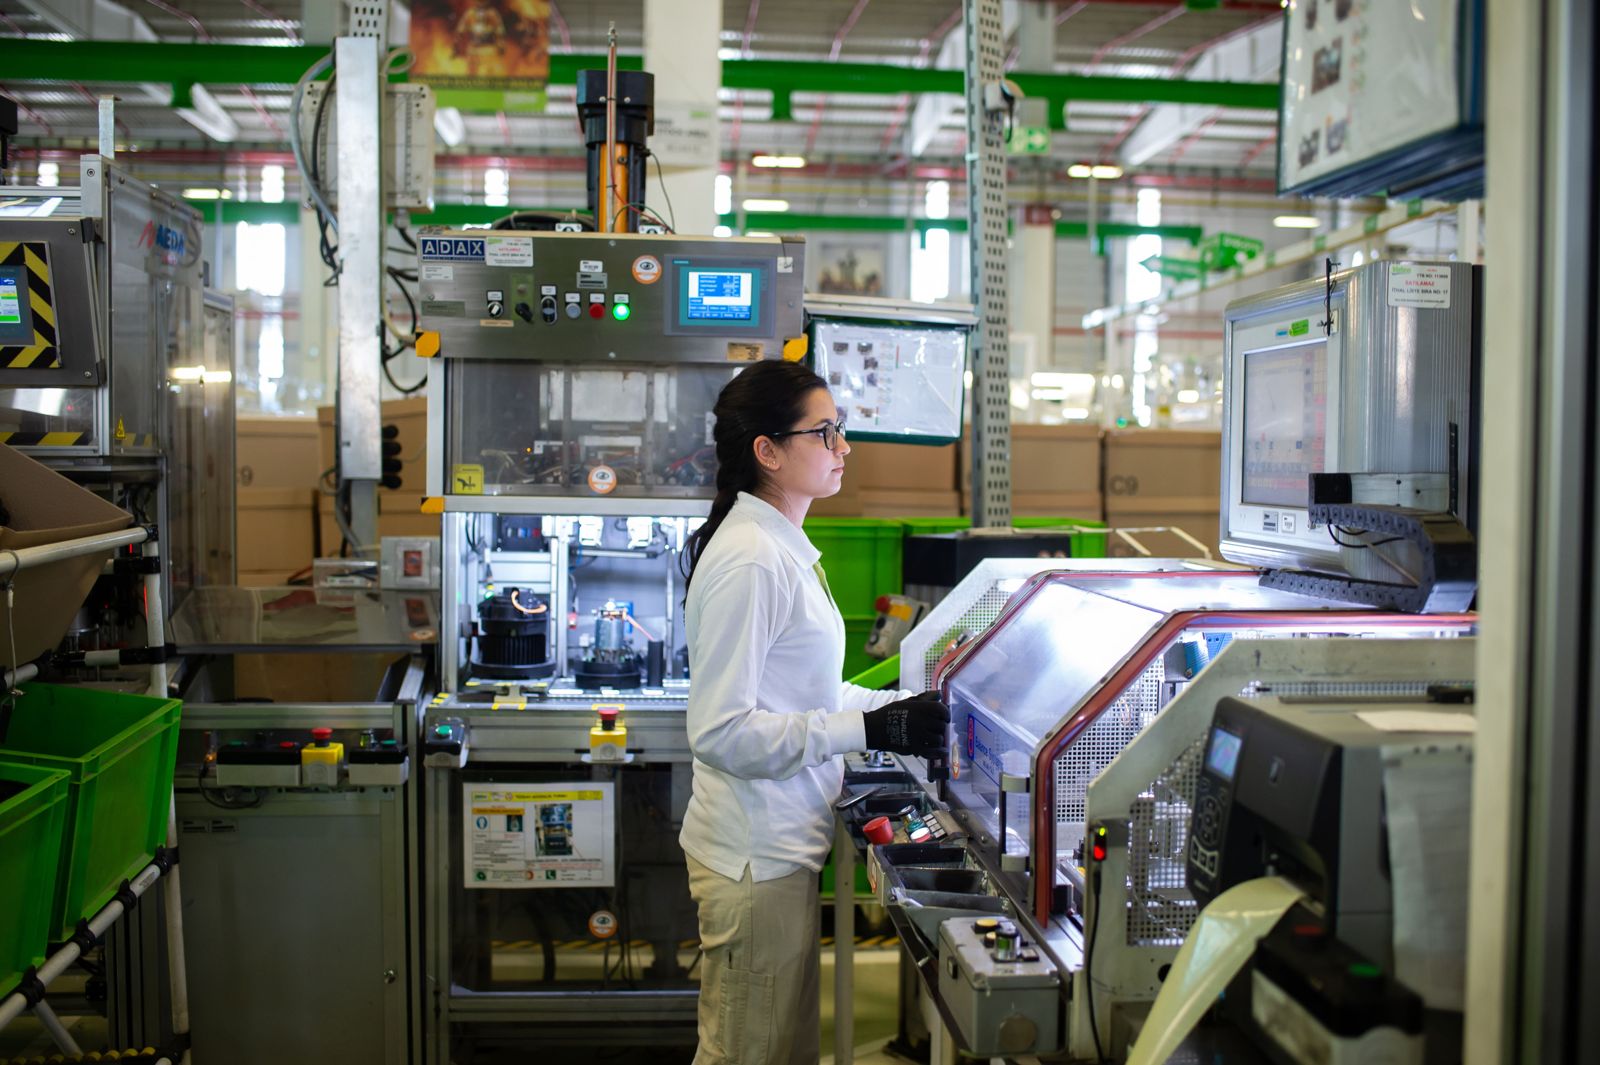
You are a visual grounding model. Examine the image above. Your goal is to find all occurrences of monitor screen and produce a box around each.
[683,268,756,323]
[1206,726,1244,781]
[1241,343,1328,507]
[811,318,967,442]
[0,266,35,346]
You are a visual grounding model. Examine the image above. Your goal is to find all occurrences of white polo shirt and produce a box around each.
[679,492,907,883]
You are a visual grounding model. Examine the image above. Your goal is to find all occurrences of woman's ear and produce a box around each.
[753,435,782,473]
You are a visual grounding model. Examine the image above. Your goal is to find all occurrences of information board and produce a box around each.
[811,319,967,443]
[463,781,615,889]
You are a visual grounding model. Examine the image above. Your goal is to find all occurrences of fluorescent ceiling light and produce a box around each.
[169,365,205,382]
[1176,389,1201,403]
[1273,214,1321,229]
[202,369,233,384]
[1062,407,1091,420]
[752,154,805,169]
[181,188,230,200]
[741,198,790,213]
[175,84,239,144]
[712,225,733,238]
[1030,371,1097,390]
[1068,164,1123,180]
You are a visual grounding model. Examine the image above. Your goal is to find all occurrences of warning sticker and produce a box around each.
[631,255,662,284]
[589,910,618,939]
[726,342,763,362]
[485,235,534,267]
[587,465,618,495]
[1387,263,1452,309]
[452,464,484,494]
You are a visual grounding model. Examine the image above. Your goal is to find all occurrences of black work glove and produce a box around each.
[863,691,951,756]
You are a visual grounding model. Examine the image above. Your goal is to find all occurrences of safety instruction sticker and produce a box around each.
[464,782,616,889]
[1387,263,1452,309]
[485,235,534,267]
[452,464,484,494]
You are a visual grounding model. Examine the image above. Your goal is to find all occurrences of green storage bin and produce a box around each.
[841,616,879,681]
[804,518,904,616]
[0,684,181,940]
[0,761,70,997]
[1012,517,1109,557]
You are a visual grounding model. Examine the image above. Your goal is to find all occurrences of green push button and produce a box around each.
[435,725,452,737]
[1348,962,1382,980]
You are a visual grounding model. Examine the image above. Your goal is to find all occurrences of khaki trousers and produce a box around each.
[686,855,821,1065]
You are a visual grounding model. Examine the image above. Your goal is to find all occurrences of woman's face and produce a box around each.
[763,387,851,501]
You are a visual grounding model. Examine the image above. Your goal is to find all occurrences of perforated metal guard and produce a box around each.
[1053,658,1165,861]
[922,584,1015,689]
[1126,737,1205,946]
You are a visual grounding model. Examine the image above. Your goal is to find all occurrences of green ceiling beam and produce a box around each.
[2,40,1277,124]
[721,213,1201,245]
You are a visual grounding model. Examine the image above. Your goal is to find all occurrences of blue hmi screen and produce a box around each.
[676,263,762,327]
[1206,726,1244,781]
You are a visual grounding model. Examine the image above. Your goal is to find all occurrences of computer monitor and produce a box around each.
[1219,261,1477,575]
[805,295,975,444]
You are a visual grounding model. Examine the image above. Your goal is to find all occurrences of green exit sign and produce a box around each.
[1009,125,1051,155]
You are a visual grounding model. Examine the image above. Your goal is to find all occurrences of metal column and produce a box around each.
[963,0,1013,527]
[334,34,384,548]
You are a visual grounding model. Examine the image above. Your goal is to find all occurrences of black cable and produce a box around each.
[1328,526,1405,550]
[394,223,418,250]
[649,150,677,232]
[1086,863,1105,1062]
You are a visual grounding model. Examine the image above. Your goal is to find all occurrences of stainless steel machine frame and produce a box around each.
[0,157,235,605]
[1075,635,1476,1059]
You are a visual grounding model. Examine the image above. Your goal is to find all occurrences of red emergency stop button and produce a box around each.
[312,727,333,743]
[588,303,604,319]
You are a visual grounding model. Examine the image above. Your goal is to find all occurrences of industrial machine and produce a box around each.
[1219,260,1480,610]
[834,261,1485,1064]
[840,592,1473,1062]
[0,156,236,620]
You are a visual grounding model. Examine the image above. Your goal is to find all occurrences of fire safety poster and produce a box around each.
[464,782,615,889]
[410,0,551,92]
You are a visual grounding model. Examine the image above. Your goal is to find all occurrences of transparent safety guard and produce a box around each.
[447,361,738,498]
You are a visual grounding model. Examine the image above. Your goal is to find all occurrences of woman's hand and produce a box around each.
[863,691,951,756]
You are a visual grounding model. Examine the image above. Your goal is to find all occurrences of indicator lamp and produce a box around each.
[612,303,631,321]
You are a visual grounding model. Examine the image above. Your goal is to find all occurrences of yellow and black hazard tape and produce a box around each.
[0,430,85,447]
[0,240,60,371]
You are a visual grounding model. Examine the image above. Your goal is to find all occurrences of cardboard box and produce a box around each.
[844,441,958,493]
[961,425,1102,497]
[317,396,429,494]
[856,489,962,518]
[317,492,440,552]
[0,445,133,667]
[1103,429,1222,505]
[237,415,323,490]
[237,488,317,576]
[1103,497,1222,559]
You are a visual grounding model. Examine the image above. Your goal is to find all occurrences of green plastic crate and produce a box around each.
[0,685,181,940]
[899,516,1110,557]
[804,518,904,616]
[0,761,70,998]
[842,616,879,682]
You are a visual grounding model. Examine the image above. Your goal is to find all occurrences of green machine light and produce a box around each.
[612,303,631,321]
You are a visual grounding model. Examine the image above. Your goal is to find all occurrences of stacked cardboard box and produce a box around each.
[960,425,1103,520]
[235,415,322,585]
[1102,429,1222,558]
[809,441,961,518]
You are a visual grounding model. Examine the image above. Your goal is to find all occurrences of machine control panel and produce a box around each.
[417,231,805,364]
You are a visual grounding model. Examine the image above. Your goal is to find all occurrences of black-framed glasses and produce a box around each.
[767,418,848,451]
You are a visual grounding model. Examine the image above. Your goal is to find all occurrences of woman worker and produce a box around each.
[678,360,951,1064]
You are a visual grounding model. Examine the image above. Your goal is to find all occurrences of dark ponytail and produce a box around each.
[681,360,829,591]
